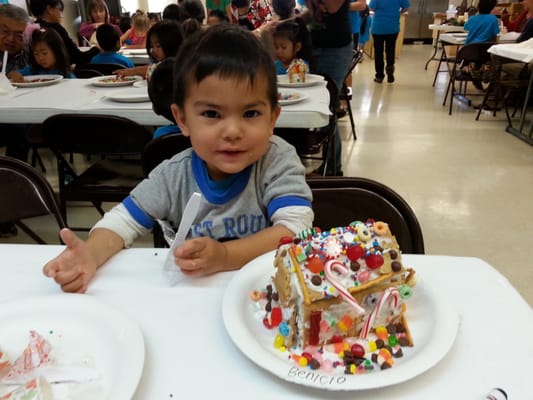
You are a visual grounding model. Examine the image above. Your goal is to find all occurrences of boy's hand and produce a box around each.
[42,228,98,293]
[174,237,228,276]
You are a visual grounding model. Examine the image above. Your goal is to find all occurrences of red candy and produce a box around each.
[263,317,272,329]
[350,344,365,358]
[307,257,324,274]
[346,245,364,261]
[278,236,293,246]
[270,307,282,327]
[331,335,343,343]
[365,254,384,269]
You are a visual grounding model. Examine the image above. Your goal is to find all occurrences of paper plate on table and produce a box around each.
[106,87,150,103]
[89,75,143,87]
[222,251,459,391]
[133,80,147,88]
[278,90,307,106]
[277,73,324,88]
[11,74,63,88]
[122,49,148,55]
[0,294,144,399]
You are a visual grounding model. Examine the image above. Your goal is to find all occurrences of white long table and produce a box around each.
[488,40,533,145]
[0,244,531,399]
[0,79,331,128]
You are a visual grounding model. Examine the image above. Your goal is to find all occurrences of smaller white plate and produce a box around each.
[106,87,150,103]
[11,74,63,88]
[133,80,147,88]
[121,48,147,55]
[278,90,307,106]
[277,73,324,88]
[89,75,143,87]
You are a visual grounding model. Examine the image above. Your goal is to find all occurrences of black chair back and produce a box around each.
[142,134,192,176]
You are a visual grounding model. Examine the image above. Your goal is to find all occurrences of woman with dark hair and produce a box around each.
[79,0,121,45]
[29,0,100,65]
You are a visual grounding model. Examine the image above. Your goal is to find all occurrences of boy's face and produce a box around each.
[172,72,281,181]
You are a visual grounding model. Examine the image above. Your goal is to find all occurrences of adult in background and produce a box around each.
[305,0,352,176]
[369,0,409,83]
[29,0,100,65]
[230,0,273,31]
[0,4,30,237]
[79,0,121,46]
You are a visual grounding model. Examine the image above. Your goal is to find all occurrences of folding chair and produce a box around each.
[0,155,66,244]
[306,176,425,254]
[340,49,364,140]
[42,114,153,230]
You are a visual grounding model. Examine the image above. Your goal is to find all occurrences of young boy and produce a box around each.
[148,57,181,138]
[464,0,500,45]
[91,23,134,68]
[43,24,314,293]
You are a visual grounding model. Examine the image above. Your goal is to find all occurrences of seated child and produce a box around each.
[91,23,134,68]
[8,27,75,82]
[464,0,500,45]
[42,24,314,294]
[272,18,314,75]
[120,9,150,48]
[148,57,182,138]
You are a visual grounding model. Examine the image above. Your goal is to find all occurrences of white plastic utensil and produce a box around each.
[162,192,202,285]
[0,51,15,94]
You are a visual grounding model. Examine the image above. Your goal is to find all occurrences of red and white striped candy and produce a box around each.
[360,287,400,339]
[324,260,365,315]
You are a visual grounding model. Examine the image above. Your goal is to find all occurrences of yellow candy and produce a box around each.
[273,333,285,348]
[368,341,377,352]
[298,356,308,367]
[279,346,286,352]
[349,364,356,374]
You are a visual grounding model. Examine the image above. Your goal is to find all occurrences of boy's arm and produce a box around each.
[174,224,294,275]
[43,228,124,293]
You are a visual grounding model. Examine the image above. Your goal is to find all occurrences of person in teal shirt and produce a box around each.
[464,0,500,45]
[369,0,409,83]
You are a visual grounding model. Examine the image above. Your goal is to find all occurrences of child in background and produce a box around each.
[114,20,184,79]
[148,57,181,138]
[206,9,230,26]
[8,28,75,82]
[272,18,314,74]
[120,9,149,48]
[464,0,500,44]
[42,25,313,294]
[79,0,121,45]
[91,23,134,68]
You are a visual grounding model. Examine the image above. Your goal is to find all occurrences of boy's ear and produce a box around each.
[171,103,190,137]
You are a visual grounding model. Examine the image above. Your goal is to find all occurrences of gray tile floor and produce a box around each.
[2,44,532,306]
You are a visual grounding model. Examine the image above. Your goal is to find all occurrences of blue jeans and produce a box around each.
[313,42,353,175]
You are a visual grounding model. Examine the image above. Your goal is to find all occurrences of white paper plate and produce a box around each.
[11,74,63,88]
[277,73,324,88]
[121,48,148,55]
[133,80,147,88]
[0,294,144,399]
[89,75,143,87]
[278,90,307,106]
[106,87,150,103]
[222,251,459,391]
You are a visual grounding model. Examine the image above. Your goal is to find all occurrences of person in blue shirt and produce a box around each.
[148,57,181,139]
[272,18,314,75]
[90,23,134,68]
[464,0,500,45]
[9,27,75,81]
[369,0,409,83]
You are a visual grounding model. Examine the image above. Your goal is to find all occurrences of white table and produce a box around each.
[488,40,533,145]
[0,79,330,128]
[0,244,531,399]
[425,24,465,70]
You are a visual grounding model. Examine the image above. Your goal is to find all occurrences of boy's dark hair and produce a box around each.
[119,14,131,32]
[173,24,278,109]
[477,0,497,14]
[208,9,229,23]
[273,18,316,72]
[179,0,205,22]
[271,0,294,20]
[95,23,120,52]
[29,0,64,18]
[148,57,176,123]
[145,20,184,62]
[29,28,71,77]
[162,3,182,21]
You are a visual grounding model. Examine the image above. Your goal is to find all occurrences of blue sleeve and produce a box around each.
[122,195,155,229]
[267,195,312,219]
[18,66,32,76]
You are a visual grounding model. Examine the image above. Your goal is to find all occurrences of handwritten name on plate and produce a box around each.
[287,366,347,385]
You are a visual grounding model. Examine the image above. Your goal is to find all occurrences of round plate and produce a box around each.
[222,251,459,391]
[106,87,150,103]
[0,294,144,398]
[277,73,324,88]
[89,75,143,87]
[11,74,63,88]
[132,80,147,88]
[278,90,307,106]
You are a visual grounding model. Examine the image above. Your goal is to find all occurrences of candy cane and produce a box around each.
[324,260,365,315]
[360,287,400,339]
